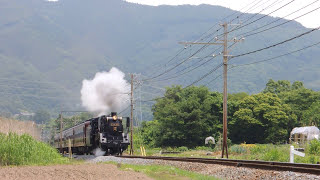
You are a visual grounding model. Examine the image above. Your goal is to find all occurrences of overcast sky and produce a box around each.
[125,0,320,28]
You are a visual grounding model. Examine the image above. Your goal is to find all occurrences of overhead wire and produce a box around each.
[231,26,320,59]
[185,63,224,88]
[199,0,271,41]
[236,0,320,37]
[230,40,320,67]
[216,0,297,37]
[141,0,273,82]
[195,0,262,41]
[242,6,320,38]
[205,40,320,87]
[142,44,211,81]
[149,45,223,82]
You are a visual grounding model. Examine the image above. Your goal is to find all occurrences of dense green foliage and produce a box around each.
[141,86,223,148]
[141,80,320,147]
[0,133,68,166]
[229,92,291,143]
[1,0,320,117]
[306,139,320,155]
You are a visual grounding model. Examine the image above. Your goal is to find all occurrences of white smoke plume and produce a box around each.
[81,67,130,116]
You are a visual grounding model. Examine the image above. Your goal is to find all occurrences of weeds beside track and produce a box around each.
[119,156,320,175]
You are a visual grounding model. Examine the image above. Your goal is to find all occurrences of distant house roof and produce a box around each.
[290,126,320,140]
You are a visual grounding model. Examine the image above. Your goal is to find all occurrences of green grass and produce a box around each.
[117,163,219,180]
[0,133,69,166]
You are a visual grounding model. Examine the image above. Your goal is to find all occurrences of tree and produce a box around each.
[280,88,320,123]
[263,79,292,94]
[229,93,292,143]
[302,101,320,126]
[142,85,224,148]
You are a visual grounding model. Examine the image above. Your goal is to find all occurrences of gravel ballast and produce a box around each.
[77,155,320,180]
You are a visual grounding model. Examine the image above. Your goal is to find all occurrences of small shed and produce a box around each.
[289,126,320,144]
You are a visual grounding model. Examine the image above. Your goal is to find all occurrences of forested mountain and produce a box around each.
[0,0,319,116]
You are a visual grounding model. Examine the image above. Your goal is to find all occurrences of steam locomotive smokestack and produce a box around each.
[80,67,130,116]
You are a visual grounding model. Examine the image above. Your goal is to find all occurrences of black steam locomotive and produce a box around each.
[54,112,130,155]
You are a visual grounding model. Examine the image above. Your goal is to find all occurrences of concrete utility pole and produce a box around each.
[130,74,134,155]
[179,22,243,159]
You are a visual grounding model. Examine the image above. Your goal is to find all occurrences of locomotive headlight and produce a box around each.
[112,115,117,121]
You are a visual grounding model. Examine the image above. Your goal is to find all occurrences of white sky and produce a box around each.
[125,0,320,28]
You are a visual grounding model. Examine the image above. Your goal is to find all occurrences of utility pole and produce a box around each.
[222,23,229,159]
[60,111,63,153]
[179,22,243,159]
[130,74,134,155]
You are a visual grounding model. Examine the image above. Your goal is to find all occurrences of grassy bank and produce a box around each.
[0,133,68,166]
[228,143,320,164]
[137,142,320,164]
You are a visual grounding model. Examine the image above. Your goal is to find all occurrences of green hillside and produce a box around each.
[0,0,319,117]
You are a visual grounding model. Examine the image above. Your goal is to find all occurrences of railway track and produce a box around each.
[119,156,320,175]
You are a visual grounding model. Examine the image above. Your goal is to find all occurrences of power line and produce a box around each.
[205,40,320,89]
[142,84,166,91]
[236,0,320,37]
[243,7,320,37]
[236,0,285,25]
[151,57,219,82]
[142,40,320,102]
[200,0,273,41]
[231,26,320,59]
[217,0,297,36]
[142,44,211,81]
[231,41,320,67]
[119,105,131,114]
[150,45,224,82]
[198,0,261,38]
[185,63,224,88]
[141,0,270,82]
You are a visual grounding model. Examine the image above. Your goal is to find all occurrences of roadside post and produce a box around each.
[290,145,305,163]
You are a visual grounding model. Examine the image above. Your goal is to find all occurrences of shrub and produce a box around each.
[307,139,320,155]
[0,133,68,166]
[262,146,289,162]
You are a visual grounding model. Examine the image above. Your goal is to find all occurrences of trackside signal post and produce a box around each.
[179,22,243,158]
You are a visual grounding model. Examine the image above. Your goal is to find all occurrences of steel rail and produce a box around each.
[118,156,320,175]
